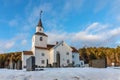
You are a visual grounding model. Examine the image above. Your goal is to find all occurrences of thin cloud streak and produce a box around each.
[47,22,120,48]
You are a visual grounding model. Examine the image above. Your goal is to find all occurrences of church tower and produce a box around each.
[32,11,48,48]
[36,19,44,33]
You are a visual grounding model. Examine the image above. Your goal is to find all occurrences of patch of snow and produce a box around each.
[0,68,120,80]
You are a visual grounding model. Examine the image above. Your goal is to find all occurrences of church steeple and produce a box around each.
[36,11,44,33]
[37,19,43,28]
[33,10,48,48]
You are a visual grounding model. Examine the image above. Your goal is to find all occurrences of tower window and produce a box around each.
[66,52,69,55]
[40,37,42,41]
[40,28,41,31]
[41,53,45,56]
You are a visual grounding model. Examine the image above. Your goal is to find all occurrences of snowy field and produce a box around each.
[0,67,120,80]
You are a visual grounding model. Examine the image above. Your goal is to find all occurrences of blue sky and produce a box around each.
[0,0,120,53]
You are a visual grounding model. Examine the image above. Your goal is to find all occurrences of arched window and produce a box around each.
[72,55,74,58]
[40,28,41,31]
[41,60,45,64]
[56,51,60,54]
[41,53,45,56]
[67,59,70,64]
[72,61,74,65]
[40,37,42,41]
[66,52,69,55]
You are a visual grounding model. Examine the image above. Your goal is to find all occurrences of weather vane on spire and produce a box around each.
[40,10,43,19]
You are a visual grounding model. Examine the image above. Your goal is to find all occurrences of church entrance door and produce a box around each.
[56,53,60,67]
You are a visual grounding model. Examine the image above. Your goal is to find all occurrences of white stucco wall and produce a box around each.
[36,27,43,33]
[32,35,48,48]
[32,36,35,48]
[31,47,35,56]
[80,60,85,67]
[22,53,33,68]
[72,52,81,67]
[53,42,73,67]
[35,48,49,67]
[49,49,54,65]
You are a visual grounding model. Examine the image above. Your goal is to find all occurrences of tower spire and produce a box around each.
[37,10,43,28]
[40,10,42,19]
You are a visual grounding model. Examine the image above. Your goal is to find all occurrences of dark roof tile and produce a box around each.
[23,51,33,55]
[35,32,48,37]
[71,47,79,53]
[35,44,55,50]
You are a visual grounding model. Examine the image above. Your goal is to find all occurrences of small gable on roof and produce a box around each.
[71,47,79,53]
[52,41,72,51]
[23,51,33,55]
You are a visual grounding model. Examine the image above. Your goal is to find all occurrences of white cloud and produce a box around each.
[72,31,102,42]
[110,27,120,36]
[0,40,15,53]
[4,41,15,49]
[46,31,69,44]
[0,32,30,53]
[85,22,109,33]
[86,22,99,31]
[2,0,120,53]
[46,22,120,48]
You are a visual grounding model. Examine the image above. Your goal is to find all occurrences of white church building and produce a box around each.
[22,17,84,68]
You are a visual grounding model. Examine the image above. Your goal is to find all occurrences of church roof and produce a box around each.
[35,44,55,50]
[23,51,33,55]
[35,46,48,49]
[37,19,43,28]
[22,46,79,54]
[47,44,55,49]
[35,32,48,37]
[35,43,79,53]
[71,47,79,53]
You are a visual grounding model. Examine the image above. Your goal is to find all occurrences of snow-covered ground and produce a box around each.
[0,67,120,80]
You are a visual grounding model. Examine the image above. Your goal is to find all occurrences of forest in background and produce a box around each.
[79,46,120,66]
[0,46,120,68]
[0,52,21,68]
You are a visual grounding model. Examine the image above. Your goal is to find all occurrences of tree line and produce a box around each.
[0,52,21,68]
[79,46,120,66]
[0,46,120,68]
